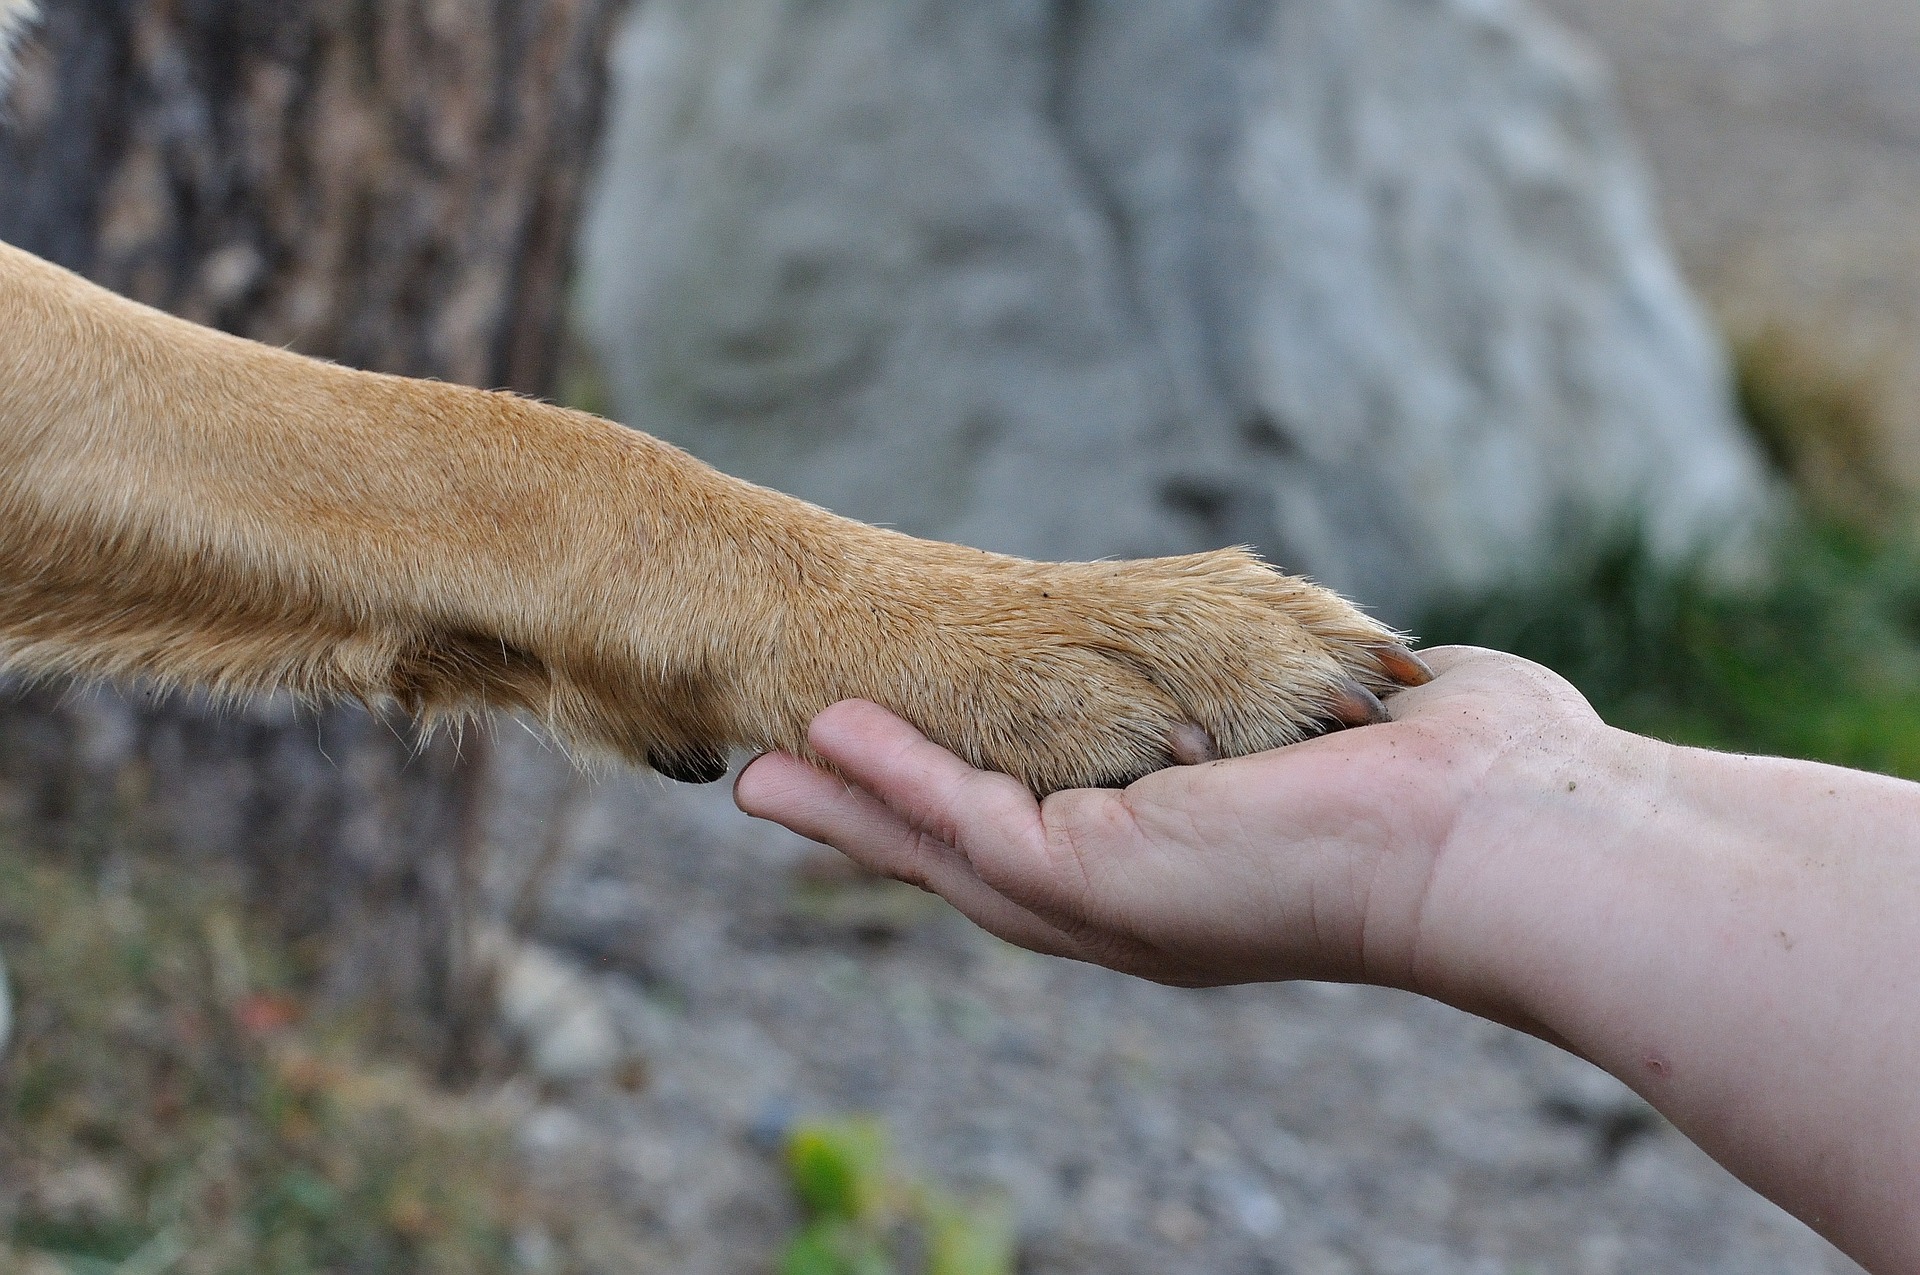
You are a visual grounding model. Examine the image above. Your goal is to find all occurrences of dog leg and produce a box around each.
[0,241,1427,794]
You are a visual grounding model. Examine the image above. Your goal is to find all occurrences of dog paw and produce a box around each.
[806,546,1431,795]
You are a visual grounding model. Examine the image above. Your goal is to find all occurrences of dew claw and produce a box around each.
[1168,722,1219,767]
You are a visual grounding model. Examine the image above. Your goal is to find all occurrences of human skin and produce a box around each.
[734,646,1920,1271]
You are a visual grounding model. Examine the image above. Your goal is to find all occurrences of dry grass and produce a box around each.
[1734,325,1908,535]
[0,838,644,1274]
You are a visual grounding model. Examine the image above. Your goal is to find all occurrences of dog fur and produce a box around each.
[0,7,1427,795]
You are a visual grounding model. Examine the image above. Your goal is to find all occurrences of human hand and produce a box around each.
[734,646,1613,995]
[739,648,1920,1267]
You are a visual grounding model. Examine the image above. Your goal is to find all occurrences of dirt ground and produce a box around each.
[1537,0,1920,482]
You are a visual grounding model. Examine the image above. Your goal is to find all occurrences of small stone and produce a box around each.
[494,937,626,1085]
[1151,1200,1208,1246]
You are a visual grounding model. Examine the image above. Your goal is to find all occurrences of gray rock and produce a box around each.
[492,933,627,1086]
[581,0,1773,620]
[0,1,34,92]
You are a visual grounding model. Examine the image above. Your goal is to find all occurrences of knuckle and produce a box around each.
[894,828,947,890]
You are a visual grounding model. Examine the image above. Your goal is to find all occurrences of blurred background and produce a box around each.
[0,0,1909,1270]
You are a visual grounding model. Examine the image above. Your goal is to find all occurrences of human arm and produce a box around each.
[733,647,1920,1270]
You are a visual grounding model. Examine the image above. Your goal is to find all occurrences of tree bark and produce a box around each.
[0,0,622,1061]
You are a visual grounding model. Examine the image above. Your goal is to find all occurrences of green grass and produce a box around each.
[1421,524,1920,779]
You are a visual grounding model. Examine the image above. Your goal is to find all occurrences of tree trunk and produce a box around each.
[0,0,621,1064]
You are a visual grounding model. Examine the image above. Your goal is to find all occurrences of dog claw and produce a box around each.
[1369,644,1435,688]
[1168,722,1219,766]
[1325,678,1390,728]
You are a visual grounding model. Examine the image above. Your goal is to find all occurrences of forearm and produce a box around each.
[1430,732,1920,1266]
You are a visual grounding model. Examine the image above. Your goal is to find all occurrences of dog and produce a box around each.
[0,2,1427,796]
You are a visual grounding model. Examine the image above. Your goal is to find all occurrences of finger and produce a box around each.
[807,701,1133,932]
[735,749,966,883]
[734,750,1084,959]
[1387,645,1600,724]
[734,749,869,839]
[806,700,1047,857]
[1379,644,1496,719]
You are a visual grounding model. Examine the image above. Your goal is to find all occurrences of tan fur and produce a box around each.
[0,238,1426,794]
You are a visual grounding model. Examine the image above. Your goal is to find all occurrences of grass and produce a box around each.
[1424,334,1920,779]
[1422,524,1920,777]
[0,839,638,1274]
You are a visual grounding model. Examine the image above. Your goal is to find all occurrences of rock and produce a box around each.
[0,1,33,92]
[581,0,1773,620]
[492,935,626,1086]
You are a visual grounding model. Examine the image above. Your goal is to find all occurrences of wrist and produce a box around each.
[1403,713,1680,1040]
